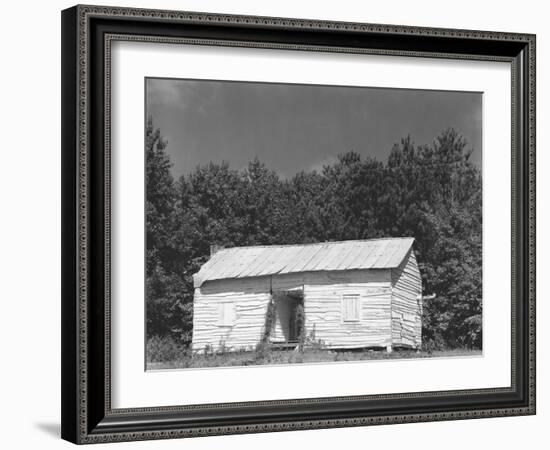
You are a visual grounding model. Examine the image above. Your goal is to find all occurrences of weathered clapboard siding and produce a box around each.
[390,250,422,348]
[272,272,304,291]
[192,276,271,352]
[191,238,423,353]
[303,270,393,349]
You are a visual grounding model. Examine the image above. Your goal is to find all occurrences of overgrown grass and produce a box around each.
[146,336,481,371]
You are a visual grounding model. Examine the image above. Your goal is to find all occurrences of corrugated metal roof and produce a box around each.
[193,237,414,287]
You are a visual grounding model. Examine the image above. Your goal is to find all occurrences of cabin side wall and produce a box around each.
[390,250,422,348]
[303,269,393,349]
[191,277,271,352]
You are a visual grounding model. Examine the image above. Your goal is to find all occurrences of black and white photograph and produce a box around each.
[145,77,483,370]
[1,0,543,447]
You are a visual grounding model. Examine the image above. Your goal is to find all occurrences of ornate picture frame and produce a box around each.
[61,4,535,444]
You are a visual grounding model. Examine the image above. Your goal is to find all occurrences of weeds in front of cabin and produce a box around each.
[146,336,481,370]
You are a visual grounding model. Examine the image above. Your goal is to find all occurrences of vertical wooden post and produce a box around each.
[386,344,393,354]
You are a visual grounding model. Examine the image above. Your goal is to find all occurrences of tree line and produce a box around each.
[146,118,482,350]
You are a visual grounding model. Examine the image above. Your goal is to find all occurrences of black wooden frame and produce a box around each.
[61,4,536,444]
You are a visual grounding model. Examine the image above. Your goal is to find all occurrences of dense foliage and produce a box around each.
[146,118,482,350]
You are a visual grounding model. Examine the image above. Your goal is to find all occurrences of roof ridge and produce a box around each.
[216,237,414,252]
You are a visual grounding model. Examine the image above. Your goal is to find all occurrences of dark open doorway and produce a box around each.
[271,290,304,344]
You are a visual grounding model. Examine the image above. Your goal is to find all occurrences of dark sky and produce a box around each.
[146,78,482,180]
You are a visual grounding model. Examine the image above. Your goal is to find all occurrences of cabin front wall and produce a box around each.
[390,250,422,348]
[191,276,271,352]
[303,269,393,349]
[192,261,420,352]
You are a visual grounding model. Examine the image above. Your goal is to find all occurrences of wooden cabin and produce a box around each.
[191,237,422,353]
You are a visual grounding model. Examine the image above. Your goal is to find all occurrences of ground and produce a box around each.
[146,347,482,371]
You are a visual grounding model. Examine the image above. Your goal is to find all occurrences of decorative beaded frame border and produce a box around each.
[62,4,536,444]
